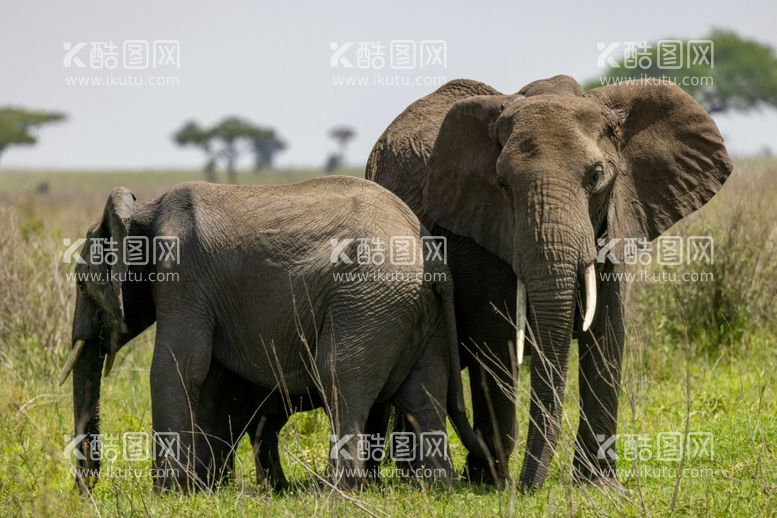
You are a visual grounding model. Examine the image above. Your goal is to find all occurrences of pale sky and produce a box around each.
[1,0,776,170]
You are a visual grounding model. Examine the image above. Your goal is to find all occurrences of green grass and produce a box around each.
[0,164,775,516]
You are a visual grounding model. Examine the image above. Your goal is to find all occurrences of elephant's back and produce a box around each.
[160,176,415,224]
[252,175,423,239]
[159,177,426,270]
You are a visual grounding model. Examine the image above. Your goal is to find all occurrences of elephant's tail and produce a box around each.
[433,270,494,472]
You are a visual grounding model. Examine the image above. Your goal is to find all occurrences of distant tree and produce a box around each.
[0,107,66,165]
[209,117,257,184]
[247,127,286,171]
[586,30,777,114]
[172,121,217,181]
[324,153,342,173]
[326,125,356,173]
[173,117,287,182]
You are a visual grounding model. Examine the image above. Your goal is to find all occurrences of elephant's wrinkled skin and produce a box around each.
[366,76,732,490]
[64,176,488,491]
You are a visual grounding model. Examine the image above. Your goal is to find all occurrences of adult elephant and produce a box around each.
[60,177,488,491]
[366,75,732,491]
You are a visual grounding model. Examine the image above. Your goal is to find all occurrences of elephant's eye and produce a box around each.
[588,163,605,191]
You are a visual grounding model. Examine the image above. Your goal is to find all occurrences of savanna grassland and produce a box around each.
[0,163,775,516]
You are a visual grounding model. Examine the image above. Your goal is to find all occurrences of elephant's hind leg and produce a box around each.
[314,314,383,490]
[390,320,454,485]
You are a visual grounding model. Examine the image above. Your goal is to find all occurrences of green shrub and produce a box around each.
[630,159,777,353]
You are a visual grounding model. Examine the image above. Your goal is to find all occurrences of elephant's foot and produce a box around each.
[462,456,508,490]
[256,467,289,493]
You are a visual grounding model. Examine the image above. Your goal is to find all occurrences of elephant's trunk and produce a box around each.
[512,185,597,490]
[518,267,576,491]
[514,264,596,364]
[71,338,104,490]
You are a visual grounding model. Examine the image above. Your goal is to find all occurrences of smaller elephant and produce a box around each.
[192,363,309,490]
[62,176,489,490]
[196,363,390,491]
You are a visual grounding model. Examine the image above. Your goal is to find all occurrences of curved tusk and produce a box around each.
[103,352,116,378]
[515,278,527,365]
[582,263,597,332]
[59,339,86,386]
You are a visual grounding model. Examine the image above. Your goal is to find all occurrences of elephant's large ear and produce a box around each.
[423,95,521,264]
[98,187,136,325]
[588,81,733,249]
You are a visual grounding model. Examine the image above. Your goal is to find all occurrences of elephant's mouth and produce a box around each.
[513,261,597,365]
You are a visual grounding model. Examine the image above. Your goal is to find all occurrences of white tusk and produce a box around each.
[103,352,116,377]
[59,339,86,386]
[582,263,597,332]
[515,278,527,365]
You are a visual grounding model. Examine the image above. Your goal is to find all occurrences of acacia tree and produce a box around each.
[587,30,777,114]
[325,125,356,172]
[209,117,256,184]
[0,108,66,165]
[173,117,287,183]
[247,128,286,172]
[172,121,217,181]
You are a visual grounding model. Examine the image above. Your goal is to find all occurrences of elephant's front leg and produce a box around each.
[447,233,517,488]
[573,267,625,487]
[252,414,288,491]
[466,358,515,488]
[194,363,256,488]
[150,322,213,492]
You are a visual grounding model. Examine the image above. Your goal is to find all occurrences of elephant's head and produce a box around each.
[422,76,732,489]
[60,187,137,488]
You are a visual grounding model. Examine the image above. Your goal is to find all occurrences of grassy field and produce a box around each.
[0,163,775,516]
